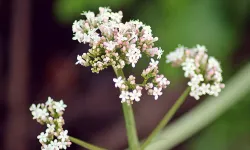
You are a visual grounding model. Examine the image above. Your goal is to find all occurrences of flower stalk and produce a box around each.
[113,66,140,150]
[69,136,107,150]
[141,87,191,149]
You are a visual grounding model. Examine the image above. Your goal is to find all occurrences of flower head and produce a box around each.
[73,7,163,73]
[30,97,71,149]
[73,7,170,103]
[166,45,225,100]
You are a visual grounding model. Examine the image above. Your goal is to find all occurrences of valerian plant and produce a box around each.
[30,7,224,150]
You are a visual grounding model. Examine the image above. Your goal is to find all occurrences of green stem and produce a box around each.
[69,136,107,150]
[112,67,140,150]
[141,87,191,149]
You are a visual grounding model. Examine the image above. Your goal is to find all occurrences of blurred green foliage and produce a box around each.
[54,0,250,149]
[189,92,250,150]
[54,0,133,23]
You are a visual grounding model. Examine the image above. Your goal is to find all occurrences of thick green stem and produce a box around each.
[113,67,140,150]
[69,136,107,150]
[141,87,191,149]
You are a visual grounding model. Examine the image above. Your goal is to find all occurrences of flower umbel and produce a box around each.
[112,58,170,104]
[30,97,71,150]
[73,7,170,104]
[166,45,225,100]
[73,7,163,73]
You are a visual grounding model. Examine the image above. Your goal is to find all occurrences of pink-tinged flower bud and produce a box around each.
[131,39,137,43]
[220,83,225,88]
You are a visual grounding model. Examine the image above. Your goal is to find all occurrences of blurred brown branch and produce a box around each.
[4,0,31,149]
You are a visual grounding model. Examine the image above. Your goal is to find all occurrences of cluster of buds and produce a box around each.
[113,58,170,104]
[30,97,71,150]
[73,7,163,73]
[166,45,225,100]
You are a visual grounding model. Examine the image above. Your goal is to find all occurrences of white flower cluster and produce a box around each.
[30,97,71,150]
[113,58,170,104]
[73,7,163,73]
[166,45,225,100]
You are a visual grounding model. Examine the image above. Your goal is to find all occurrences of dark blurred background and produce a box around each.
[0,0,250,150]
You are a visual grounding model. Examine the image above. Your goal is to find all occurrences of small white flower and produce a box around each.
[91,33,101,43]
[110,12,123,22]
[58,130,69,142]
[113,77,124,88]
[209,83,221,96]
[149,58,159,68]
[182,58,196,77]
[88,29,100,42]
[190,88,201,100]
[58,140,68,149]
[208,57,222,72]
[195,44,207,53]
[75,55,85,66]
[46,97,54,106]
[130,20,143,28]
[126,44,141,67]
[53,100,67,113]
[50,140,60,150]
[153,87,162,100]
[213,71,223,82]
[200,83,210,95]
[37,132,48,143]
[142,26,152,40]
[188,80,199,91]
[42,144,55,150]
[29,104,37,111]
[117,33,127,41]
[157,47,164,59]
[156,76,170,86]
[194,74,204,82]
[119,91,130,103]
[46,124,55,133]
[103,57,110,63]
[72,20,83,33]
[40,108,49,121]
[129,90,141,102]
[82,33,91,43]
[82,11,95,21]
[99,7,111,15]
[104,41,117,51]
[145,83,153,90]
[130,56,139,68]
[130,31,138,41]
[127,75,136,85]
[31,105,47,120]
[166,46,185,63]
[73,32,90,43]
[187,74,203,90]
[147,48,159,56]
[31,108,40,120]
